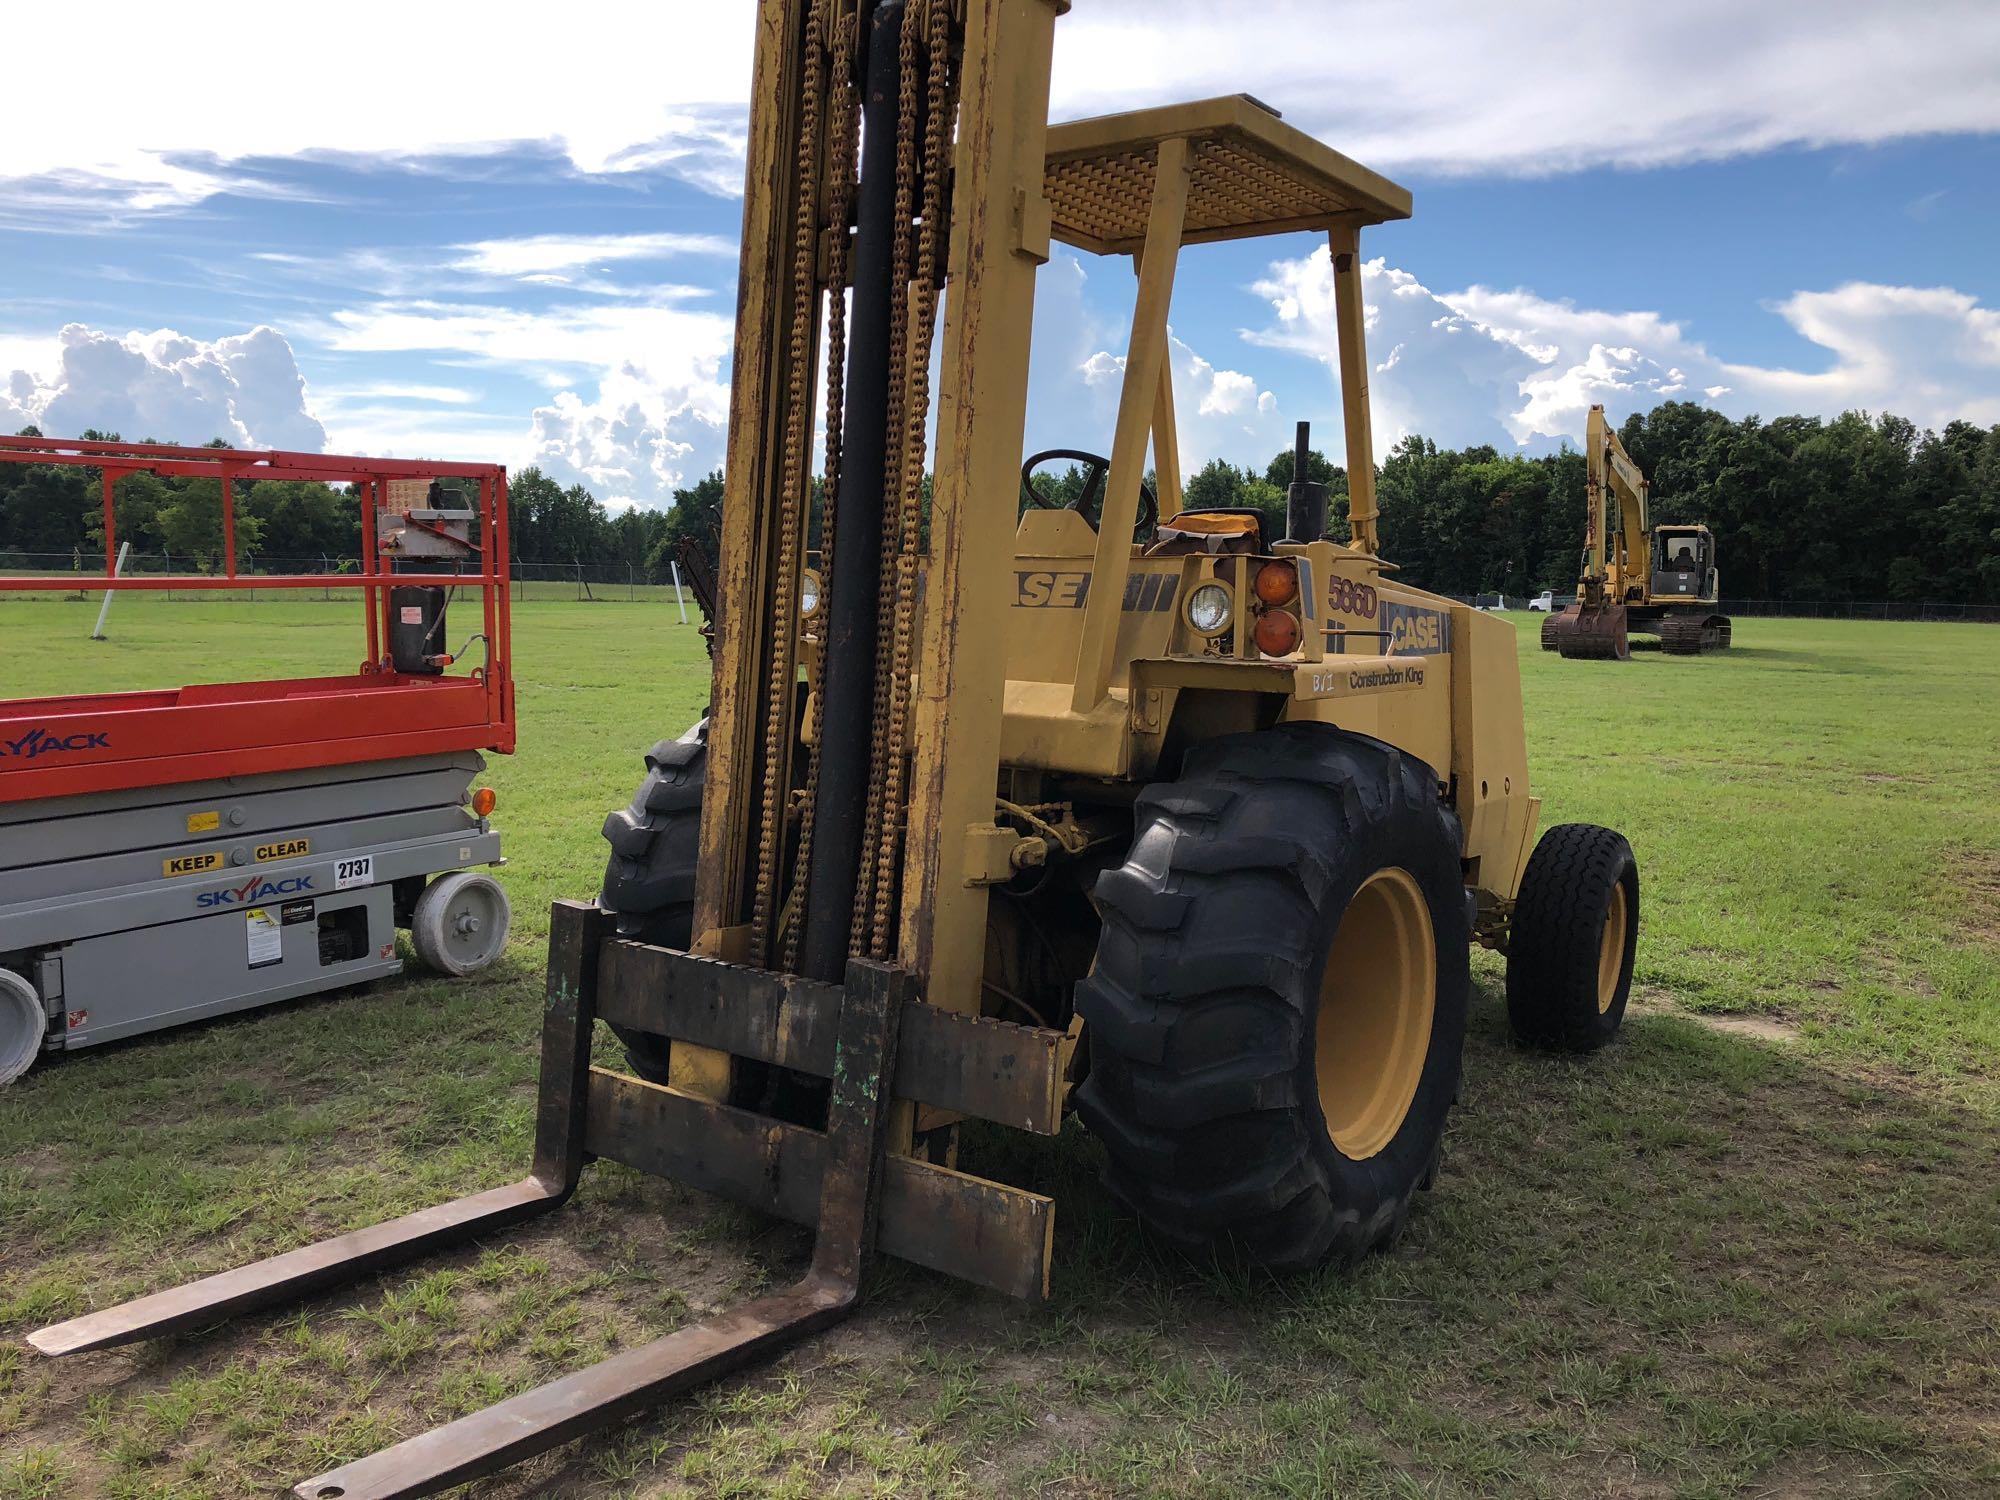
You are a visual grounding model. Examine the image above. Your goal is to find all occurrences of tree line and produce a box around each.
[0,433,723,582]
[1181,403,1999,603]
[6,402,1996,603]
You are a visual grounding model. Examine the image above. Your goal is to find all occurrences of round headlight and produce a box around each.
[1184,581,1233,636]
[799,568,823,619]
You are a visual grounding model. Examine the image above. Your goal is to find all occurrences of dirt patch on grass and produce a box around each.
[1946,846,2000,947]
[1639,986,1803,1046]
[1686,1011,1801,1045]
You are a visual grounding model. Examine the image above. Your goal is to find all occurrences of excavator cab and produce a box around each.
[1652,526,1710,598]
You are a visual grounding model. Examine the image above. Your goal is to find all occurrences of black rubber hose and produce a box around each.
[801,0,904,983]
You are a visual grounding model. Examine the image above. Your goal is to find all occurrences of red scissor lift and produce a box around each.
[0,436,517,1085]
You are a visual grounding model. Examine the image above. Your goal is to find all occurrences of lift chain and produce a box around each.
[868,0,957,956]
[750,0,837,966]
[782,3,862,972]
[848,0,926,955]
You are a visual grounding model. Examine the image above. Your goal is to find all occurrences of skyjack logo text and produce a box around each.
[196,875,316,909]
[0,727,111,761]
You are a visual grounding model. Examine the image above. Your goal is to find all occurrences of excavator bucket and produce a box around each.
[1550,601,1630,660]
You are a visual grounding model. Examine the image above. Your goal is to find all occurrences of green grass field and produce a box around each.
[2,597,1996,1498]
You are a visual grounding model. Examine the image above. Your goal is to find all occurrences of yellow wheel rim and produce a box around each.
[1596,882,1628,1014]
[1315,868,1435,1161]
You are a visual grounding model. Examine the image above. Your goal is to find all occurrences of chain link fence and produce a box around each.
[0,552,695,608]
[1447,590,1997,623]
[5,552,1995,621]
[1714,598,1998,623]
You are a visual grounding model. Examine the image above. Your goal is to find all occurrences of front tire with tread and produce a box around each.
[1504,823,1639,1051]
[1074,724,1470,1273]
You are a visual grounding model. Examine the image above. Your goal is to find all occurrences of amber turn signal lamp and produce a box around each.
[1253,608,1302,656]
[471,787,498,817]
[1253,558,1298,605]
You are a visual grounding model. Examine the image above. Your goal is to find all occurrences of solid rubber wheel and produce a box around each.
[0,968,44,1087]
[598,720,707,1083]
[1504,823,1639,1051]
[412,872,512,977]
[1074,723,1470,1272]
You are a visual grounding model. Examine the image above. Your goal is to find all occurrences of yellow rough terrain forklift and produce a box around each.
[1546,404,1733,658]
[28,3,1643,1493]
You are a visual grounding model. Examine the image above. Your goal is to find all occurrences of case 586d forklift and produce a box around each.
[31,2,1643,1492]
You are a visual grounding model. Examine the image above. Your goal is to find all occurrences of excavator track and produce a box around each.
[1658,610,1730,655]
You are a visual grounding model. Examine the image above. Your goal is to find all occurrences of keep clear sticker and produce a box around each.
[246,907,283,970]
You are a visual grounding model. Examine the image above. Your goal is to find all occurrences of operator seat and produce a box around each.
[1146,507,1270,556]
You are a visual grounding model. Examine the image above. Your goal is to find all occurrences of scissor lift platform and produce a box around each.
[0,436,517,1083]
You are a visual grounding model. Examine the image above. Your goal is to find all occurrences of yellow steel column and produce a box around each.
[1072,136,1191,714]
[1329,219,1379,554]
[1151,335,1185,520]
[897,0,1064,1014]
[695,0,816,956]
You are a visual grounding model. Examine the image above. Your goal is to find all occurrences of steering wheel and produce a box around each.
[1020,448,1158,538]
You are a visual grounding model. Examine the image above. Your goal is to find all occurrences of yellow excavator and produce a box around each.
[1545,404,1732,658]
[29,5,1645,1493]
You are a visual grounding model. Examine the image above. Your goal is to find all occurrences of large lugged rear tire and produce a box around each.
[598,720,707,1081]
[1505,823,1638,1051]
[1074,724,1470,1272]
[1540,614,1560,651]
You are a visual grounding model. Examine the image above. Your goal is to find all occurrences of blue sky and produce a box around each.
[3,0,1997,510]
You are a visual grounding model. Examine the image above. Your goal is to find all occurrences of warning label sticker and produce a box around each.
[246,907,283,969]
[164,849,225,878]
[186,810,220,834]
[255,837,311,863]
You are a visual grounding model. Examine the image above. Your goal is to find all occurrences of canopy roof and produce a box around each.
[1043,94,1413,256]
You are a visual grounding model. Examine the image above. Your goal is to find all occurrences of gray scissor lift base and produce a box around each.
[0,753,503,1062]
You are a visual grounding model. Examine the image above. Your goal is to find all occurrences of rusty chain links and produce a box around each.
[848,0,926,954]
[781,4,861,972]
[753,0,957,971]
[748,0,834,967]
[868,0,956,956]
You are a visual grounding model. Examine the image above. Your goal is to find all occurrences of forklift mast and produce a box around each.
[696,0,1060,1016]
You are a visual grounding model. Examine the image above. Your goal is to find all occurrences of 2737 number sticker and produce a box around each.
[334,856,374,890]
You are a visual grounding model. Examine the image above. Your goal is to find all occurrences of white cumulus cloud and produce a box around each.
[298,294,736,502]
[449,231,736,281]
[0,324,325,450]
[1054,0,2000,178]
[525,368,731,508]
[8,2,2000,221]
[1244,249,2000,457]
